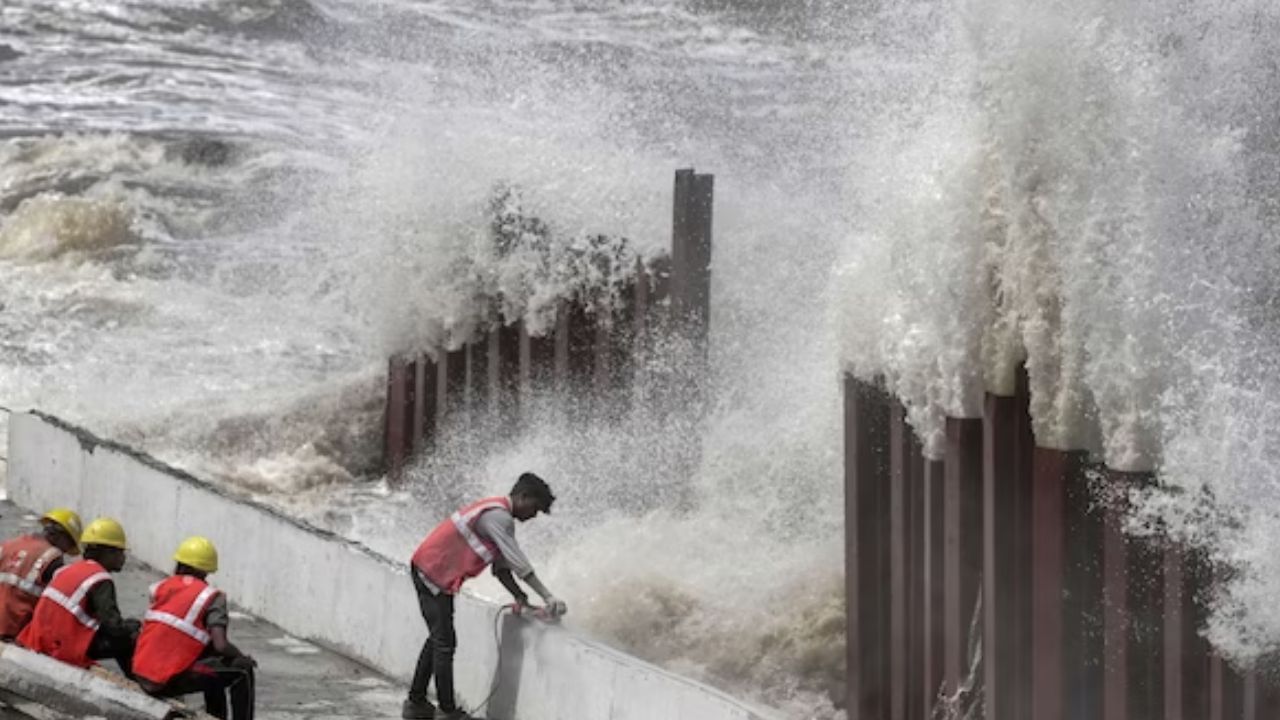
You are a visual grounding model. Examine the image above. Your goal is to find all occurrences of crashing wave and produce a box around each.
[0,194,136,261]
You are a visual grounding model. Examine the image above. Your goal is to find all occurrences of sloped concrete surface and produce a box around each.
[0,501,405,720]
[0,641,202,719]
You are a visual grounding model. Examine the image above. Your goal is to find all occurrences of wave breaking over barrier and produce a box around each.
[7,0,1280,717]
[837,0,1280,673]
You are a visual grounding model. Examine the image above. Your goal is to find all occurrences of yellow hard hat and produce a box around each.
[40,508,83,555]
[173,536,218,574]
[80,517,127,550]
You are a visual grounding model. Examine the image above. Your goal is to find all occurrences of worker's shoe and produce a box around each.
[401,697,436,719]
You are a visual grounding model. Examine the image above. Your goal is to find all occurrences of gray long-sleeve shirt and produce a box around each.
[475,507,554,601]
[474,507,534,578]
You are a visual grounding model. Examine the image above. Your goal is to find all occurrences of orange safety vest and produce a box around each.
[16,559,112,668]
[133,575,222,685]
[411,496,510,594]
[0,534,64,638]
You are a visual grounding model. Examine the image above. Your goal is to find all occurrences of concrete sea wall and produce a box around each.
[7,411,774,720]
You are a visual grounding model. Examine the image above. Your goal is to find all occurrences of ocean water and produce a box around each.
[1,0,856,715]
[6,1,1278,716]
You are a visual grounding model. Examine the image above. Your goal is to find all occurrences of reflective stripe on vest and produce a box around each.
[41,571,111,631]
[450,509,496,564]
[0,572,39,596]
[143,585,217,645]
[0,543,60,596]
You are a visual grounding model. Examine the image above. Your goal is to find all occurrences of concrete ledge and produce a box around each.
[0,642,206,720]
[7,412,776,720]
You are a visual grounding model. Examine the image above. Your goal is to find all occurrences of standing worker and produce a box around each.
[16,517,140,675]
[0,508,82,640]
[402,472,567,720]
[133,536,257,720]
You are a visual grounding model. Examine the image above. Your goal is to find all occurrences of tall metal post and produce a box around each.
[889,402,911,720]
[1031,448,1089,720]
[1102,470,1163,720]
[670,168,713,349]
[846,375,892,720]
[944,417,983,694]
[923,457,946,715]
[384,355,414,484]
[908,438,926,720]
[414,353,438,456]
[1064,459,1104,720]
[984,391,1019,720]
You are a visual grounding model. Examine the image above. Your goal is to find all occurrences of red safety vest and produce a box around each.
[0,534,64,638]
[411,496,510,594]
[16,559,112,668]
[133,575,222,685]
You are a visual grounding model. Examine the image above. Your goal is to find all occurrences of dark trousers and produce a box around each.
[145,657,255,720]
[88,628,135,678]
[409,566,457,712]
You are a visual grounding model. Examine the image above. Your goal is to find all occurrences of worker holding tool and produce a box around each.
[133,536,257,720]
[402,472,567,720]
[0,508,82,640]
[17,517,140,675]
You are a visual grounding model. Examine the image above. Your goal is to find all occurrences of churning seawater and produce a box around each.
[1,0,856,716]
[6,0,1280,717]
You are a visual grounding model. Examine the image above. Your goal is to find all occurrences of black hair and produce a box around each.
[511,472,555,512]
[174,563,207,579]
[40,521,69,542]
[83,545,121,562]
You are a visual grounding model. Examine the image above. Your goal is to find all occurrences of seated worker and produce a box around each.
[133,536,256,720]
[404,472,566,720]
[0,508,82,640]
[17,517,139,675]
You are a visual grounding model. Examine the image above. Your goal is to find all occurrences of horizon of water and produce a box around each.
[4,0,1280,717]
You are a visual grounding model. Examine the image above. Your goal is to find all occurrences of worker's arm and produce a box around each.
[475,510,536,579]
[204,594,255,667]
[475,510,567,616]
[209,626,246,658]
[492,565,529,605]
[519,572,554,604]
[86,581,139,639]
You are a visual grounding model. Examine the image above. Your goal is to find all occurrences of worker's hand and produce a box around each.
[546,598,568,618]
[230,655,257,670]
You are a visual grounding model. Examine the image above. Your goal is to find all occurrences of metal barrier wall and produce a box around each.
[843,370,1280,720]
[383,169,714,482]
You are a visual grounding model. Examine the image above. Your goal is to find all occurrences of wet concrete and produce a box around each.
[0,500,408,720]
